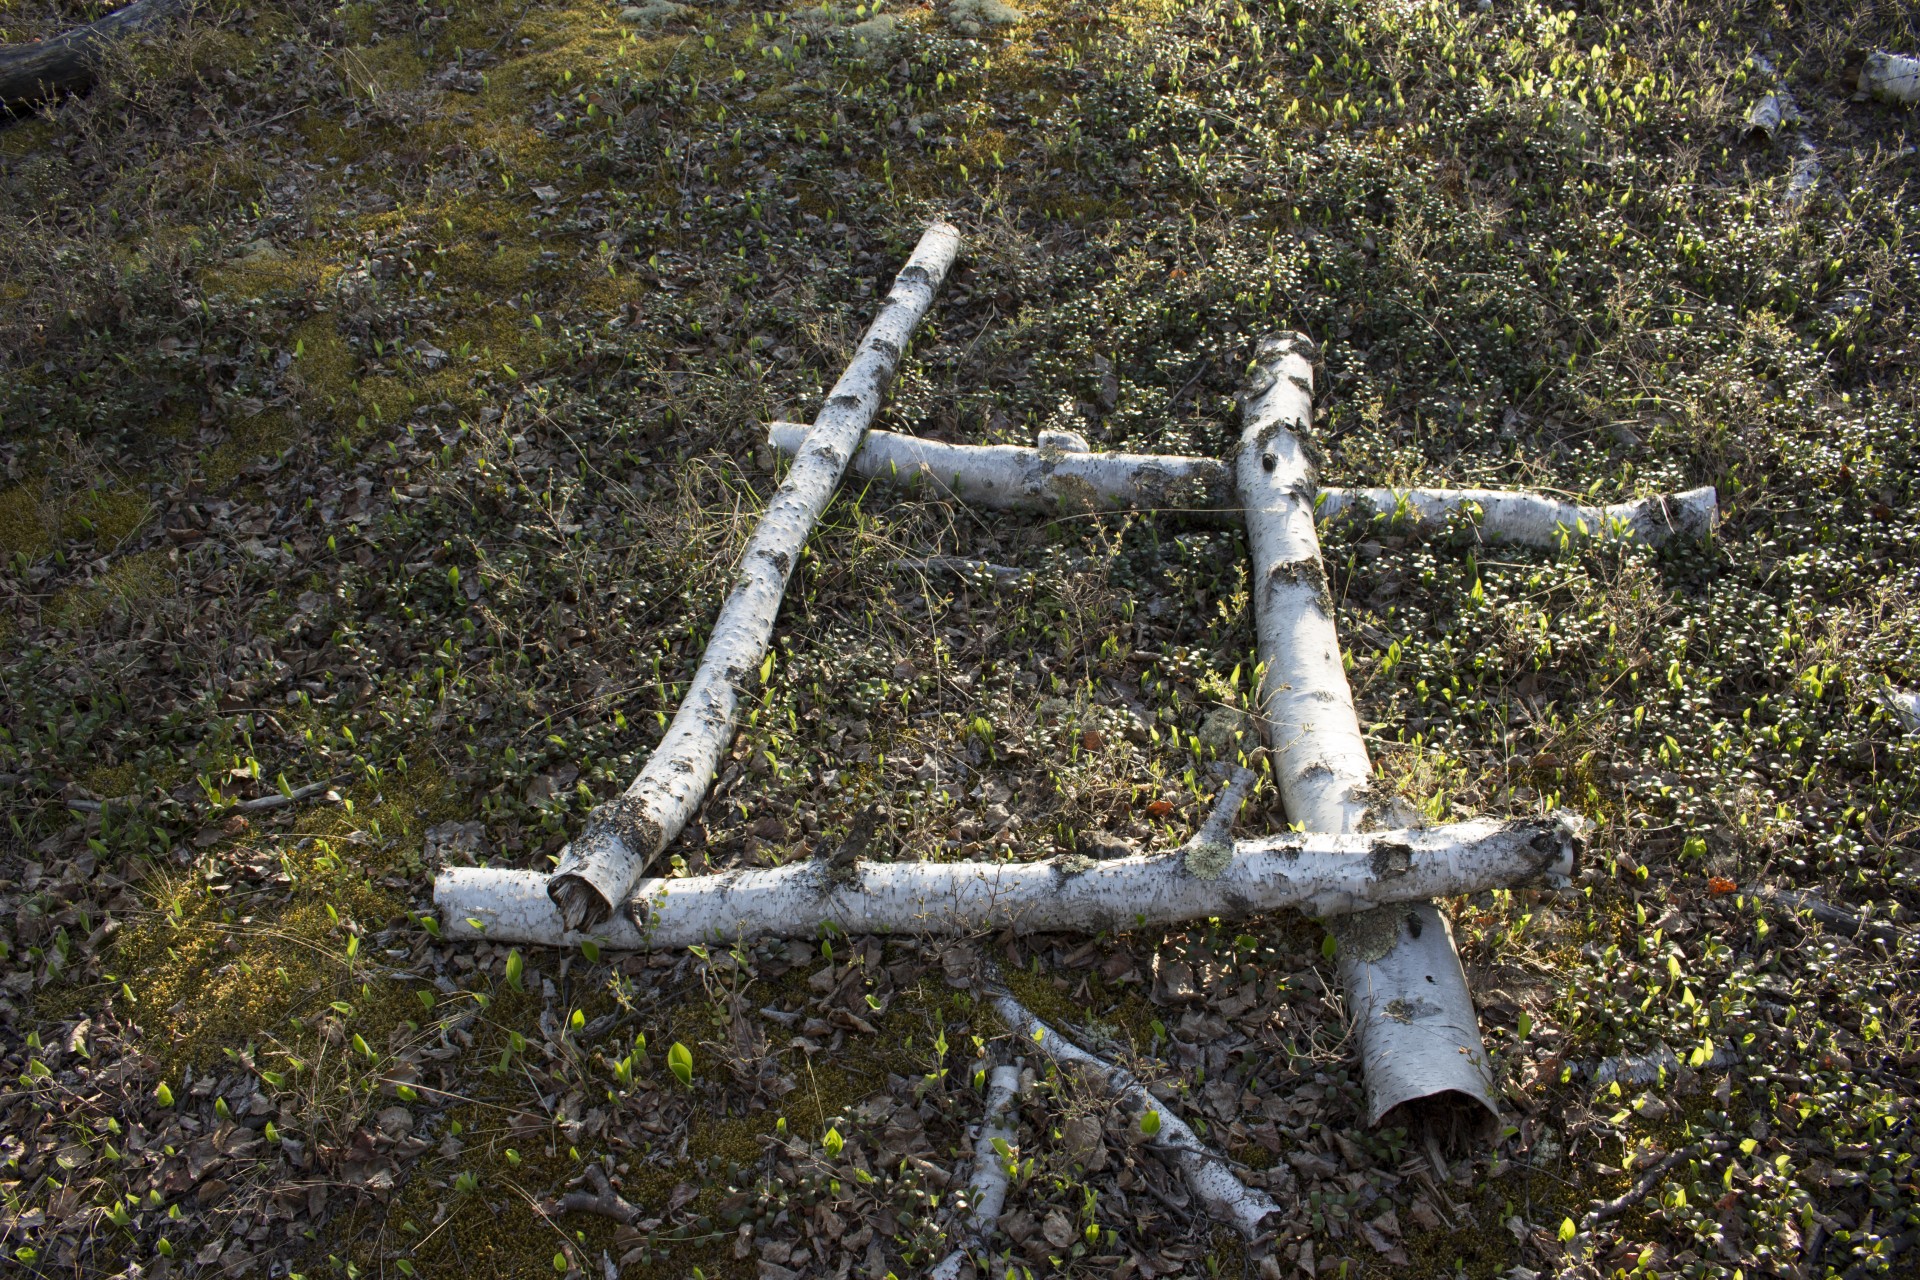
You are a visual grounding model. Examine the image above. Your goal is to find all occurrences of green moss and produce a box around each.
[46,549,175,630]
[204,409,301,488]
[0,481,51,558]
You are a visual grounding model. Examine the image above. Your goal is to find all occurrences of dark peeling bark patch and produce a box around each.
[897,264,933,287]
[828,393,863,410]
[1368,841,1414,878]
[1268,557,1334,614]
[1297,760,1334,783]
[867,337,901,364]
[581,794,665,861]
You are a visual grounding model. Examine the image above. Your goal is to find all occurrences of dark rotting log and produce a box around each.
[1,0,187,109]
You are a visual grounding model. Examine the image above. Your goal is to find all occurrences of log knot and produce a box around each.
[1368,841,1414,879]
[1266,556,1334,615]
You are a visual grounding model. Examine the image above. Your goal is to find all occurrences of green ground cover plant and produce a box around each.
[0,0,1915,1276]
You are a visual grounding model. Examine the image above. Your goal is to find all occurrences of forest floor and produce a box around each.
[2,0,1918,1276]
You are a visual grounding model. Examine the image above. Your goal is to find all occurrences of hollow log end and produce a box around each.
[1372,1088,1499,1145]
[549,873,612,932]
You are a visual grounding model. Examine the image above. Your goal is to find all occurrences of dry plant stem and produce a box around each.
[984,987,1280,1240]
[434,815,1580,948]
[1236,332,1498,1129]
[1584,1138,1731,1228]
[768,422,1717,546]
[930,1064,1023,1280]
[533,221,961,931]
[0,0,187,106]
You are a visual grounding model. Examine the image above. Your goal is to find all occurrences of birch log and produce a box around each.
[768,422,1717,546]
[521,222,960,931]
[765,420,1232,515]
[0,0,186,106]
[433,814,1581,948]
[985,987,1280,1240]
[1236,332,1499,1129]
[929,1064,1024,1280]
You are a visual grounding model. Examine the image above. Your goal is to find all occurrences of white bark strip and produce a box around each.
[434,816,1579,949]
[985,988,1279,1241]
[523,222,960,930]
[1236,333,1500,1129]
[770,422,1716,546]
[930,1064,1023,1280]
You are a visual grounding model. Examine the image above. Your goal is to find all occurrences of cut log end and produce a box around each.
[548,873,611,933]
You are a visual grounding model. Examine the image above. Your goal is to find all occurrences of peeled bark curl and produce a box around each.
[769,421,1715,547]
[528,222,961,931]
[0,0,186,107]
[435,814,1580,949]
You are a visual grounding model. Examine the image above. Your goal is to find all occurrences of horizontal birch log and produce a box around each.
[434,814,1580,949]
[532,222,961,931]
[765,420,1233,515]
[930,1064,1023,1280]
[984,987,1279,1240]
[767,421,1717,546]
[0,0,185,106]
[1235,332,1500,1130]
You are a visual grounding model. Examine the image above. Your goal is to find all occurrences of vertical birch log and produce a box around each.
[537,222,962,930]
[1235,333,1499,1130]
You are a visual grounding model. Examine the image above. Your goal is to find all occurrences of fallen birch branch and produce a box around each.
[0,0,186,106]
[434,813,1579,949]
[528,221,961,931]
[984,986,1279,1240]
[1235,332,1499,1129]
[1760,888,1902,944]
[768,421,1717,546]
[544,1165,644,1226]
[930,1064,1024,1280]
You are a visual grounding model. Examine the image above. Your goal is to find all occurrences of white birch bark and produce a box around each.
[985,988,1280,1240]
[770,422,1716,546]
[433,815,1580,949]
[519,222,961,930]
[1314,484,1718,546]
[930,1064,1024,1280]
[765,420,1234,515]
[1236,333,1500,1128]
[1861,51,1920,105]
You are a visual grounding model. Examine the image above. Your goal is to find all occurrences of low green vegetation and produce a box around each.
[0,0,1914,1277]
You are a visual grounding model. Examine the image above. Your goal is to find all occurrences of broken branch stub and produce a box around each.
[531,221,961,930]
[435,815,1579,949]
[768,422,1716,547]
[1235,333,1500,1131]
